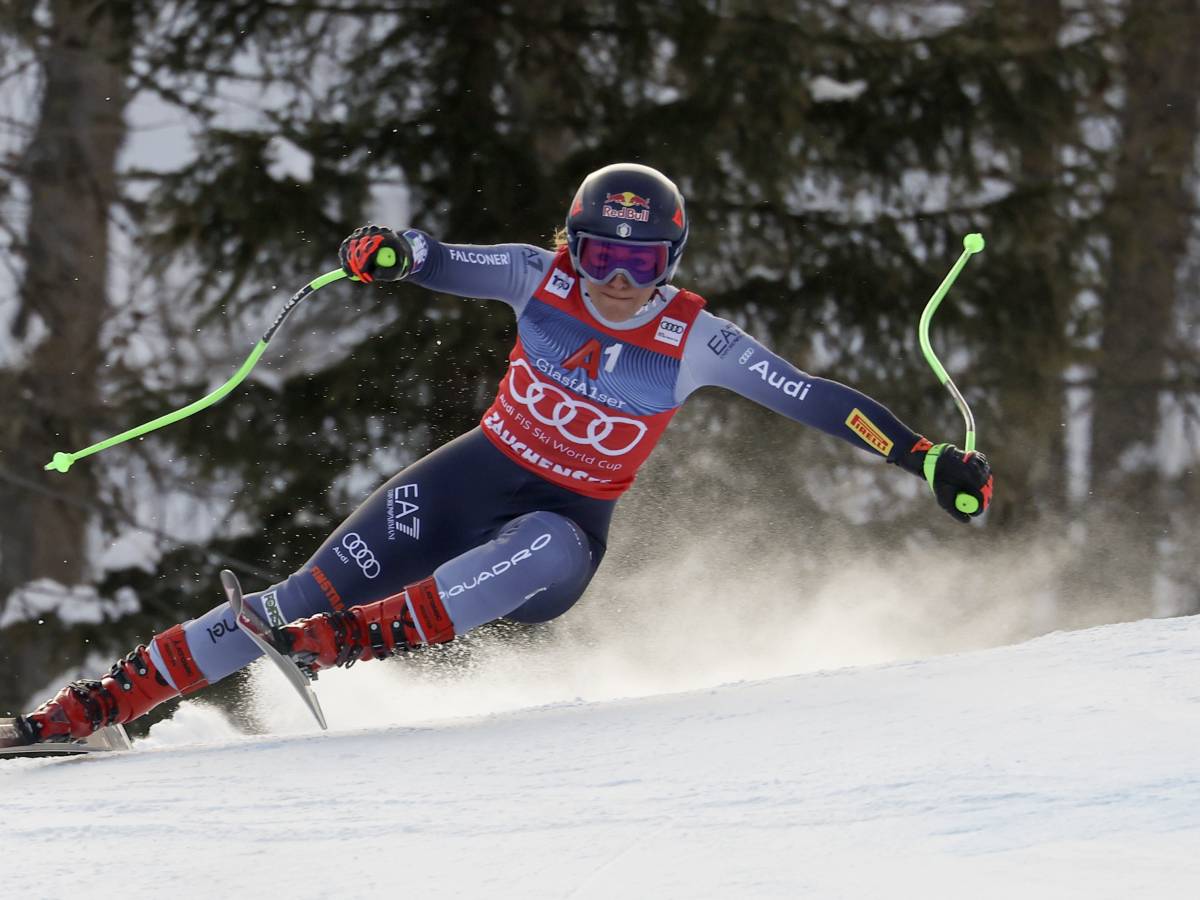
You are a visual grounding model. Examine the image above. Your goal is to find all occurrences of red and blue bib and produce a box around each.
[481,248,705,499]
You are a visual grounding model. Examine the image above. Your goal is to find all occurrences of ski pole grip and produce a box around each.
[922,443,980,515]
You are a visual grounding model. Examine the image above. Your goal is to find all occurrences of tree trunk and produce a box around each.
[1083,1,1200,619]
[987,0,1071,533]
[0,0,131,712]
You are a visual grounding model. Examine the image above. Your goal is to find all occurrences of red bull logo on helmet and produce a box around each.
[602,190,651,223]
[605,191,651,208]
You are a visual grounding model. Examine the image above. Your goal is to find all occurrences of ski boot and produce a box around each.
[11,625,206,745]
[279,576,454,675]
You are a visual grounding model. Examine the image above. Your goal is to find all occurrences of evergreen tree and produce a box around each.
[0,0,136,715]
[1,0,1197,718]
[1083,1,1200,619]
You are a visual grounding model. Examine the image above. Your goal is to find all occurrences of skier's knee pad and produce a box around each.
[491,510,596,624]
[434,510,595,630]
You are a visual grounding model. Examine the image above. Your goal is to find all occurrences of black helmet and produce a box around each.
[566,163,688,285]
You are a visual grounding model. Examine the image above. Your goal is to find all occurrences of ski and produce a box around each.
[0,717,132,759]
[220,569,327,730]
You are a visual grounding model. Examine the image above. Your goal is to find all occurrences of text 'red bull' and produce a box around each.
[602,191,651,222]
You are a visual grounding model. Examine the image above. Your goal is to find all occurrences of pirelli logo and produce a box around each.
[845,408,894,456]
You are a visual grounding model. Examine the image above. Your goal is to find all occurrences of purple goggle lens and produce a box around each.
[576,235,670,288]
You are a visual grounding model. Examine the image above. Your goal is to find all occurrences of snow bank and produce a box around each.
[2,614,1198,898]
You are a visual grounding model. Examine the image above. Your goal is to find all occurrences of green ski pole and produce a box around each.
[918,233,984,515]
[45,268,349,474]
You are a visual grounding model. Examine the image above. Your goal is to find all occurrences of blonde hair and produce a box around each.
[552,226,568,251]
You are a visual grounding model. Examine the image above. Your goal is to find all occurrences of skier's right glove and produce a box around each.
[339,224,413,283]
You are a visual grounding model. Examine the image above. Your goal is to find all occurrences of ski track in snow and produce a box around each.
[2,616,1199,899]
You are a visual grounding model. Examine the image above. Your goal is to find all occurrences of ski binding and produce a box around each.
[220,569,327,730]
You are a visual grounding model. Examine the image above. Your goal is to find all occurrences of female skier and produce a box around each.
[7,163,992,746]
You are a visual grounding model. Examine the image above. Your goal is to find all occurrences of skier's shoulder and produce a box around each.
[513,244,556,284]
[676,300,738,346]
[660,281,708,317]
[518,244,555,269]
[677,306,762,379]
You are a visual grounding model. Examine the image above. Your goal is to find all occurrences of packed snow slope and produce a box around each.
[2,615,1199,900]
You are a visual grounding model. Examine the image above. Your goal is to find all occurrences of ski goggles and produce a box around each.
[574,234,671,288]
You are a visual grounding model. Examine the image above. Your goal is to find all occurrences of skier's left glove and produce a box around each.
[896,438,993,523]
[339,224,413,283]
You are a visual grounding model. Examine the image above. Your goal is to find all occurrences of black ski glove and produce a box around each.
[339,224,412,283]
[896,438,993,523]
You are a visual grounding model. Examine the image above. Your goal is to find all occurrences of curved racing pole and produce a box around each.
[45,268,349,474]
[918,233,985,515]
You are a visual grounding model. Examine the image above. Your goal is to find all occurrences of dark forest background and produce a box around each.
[1,0,1198,722]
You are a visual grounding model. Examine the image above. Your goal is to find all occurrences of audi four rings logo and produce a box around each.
[508,358,647,456]
[341,532,381,579]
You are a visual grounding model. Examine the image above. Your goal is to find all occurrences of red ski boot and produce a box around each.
[280,577,454,675]
[14,626,207,745]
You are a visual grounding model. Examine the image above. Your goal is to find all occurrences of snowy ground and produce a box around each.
[2,615,1199,899]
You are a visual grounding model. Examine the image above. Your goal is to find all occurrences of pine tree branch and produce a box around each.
[0,463,279,582]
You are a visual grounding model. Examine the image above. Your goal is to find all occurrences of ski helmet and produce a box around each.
[565,163,688,286]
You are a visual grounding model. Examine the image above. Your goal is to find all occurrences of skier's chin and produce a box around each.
[586,280,654,321]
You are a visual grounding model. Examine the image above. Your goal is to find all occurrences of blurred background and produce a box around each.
[0,0,1197,729]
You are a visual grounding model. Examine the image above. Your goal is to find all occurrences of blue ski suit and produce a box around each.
[150,232,925,688]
